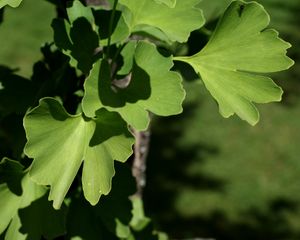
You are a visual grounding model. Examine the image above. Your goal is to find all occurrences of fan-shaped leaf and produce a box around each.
[24,98,134,209]
[174,1,294,125]
[119,0,205,42]
[82,41,185,130]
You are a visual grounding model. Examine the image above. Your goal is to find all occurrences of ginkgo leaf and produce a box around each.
[174,1,294,125]
[0,67,35,117]
[118,0,205,42]
[0,0,22,8]
[0,159,46,237]
[154,0,176,8]
[18,194,67,240]
[118,41,137,75]
[24,98,134,209]
[93,9,130,46]
[82,41,185,130]
[67,0,94,24]
[52,0,99,74]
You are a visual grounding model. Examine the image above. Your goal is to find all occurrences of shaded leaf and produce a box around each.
[96,163,136,238]
[119,0,204,42]
[82,41,185,130]
[52,0,100,74]
[18,194,67,240]
[24,97,134,209]
[93,9,130,45]
[52,17,100,74]
[0,158,23,196]
[0,159,46,238]
[66,163,135,239]
[66,196,111,240]
[128,197,168,240]
[0,66,35,117]
[0,115,27,163]
[0,8,4,24]
[174,1,294,125]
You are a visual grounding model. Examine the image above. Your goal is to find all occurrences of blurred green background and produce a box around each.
[0,0,300,239]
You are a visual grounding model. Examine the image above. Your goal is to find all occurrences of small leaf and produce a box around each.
[0,159,46,237]
[0,0,22,8]
[24,98,134,209]
[119,0,205,42]
[174,1,294,125]
[52,0,100,74]
[52,17,100,74]
[67,0,94,24]
[82,41,185,130]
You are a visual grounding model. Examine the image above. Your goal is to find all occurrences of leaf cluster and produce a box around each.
[0,0,294,239]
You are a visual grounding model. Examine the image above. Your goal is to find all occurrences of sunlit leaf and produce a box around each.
[24,98,134,209]
[119,0,205,42]
[154,0,176,8]
[0,0,22,8]
[67,0,94,24]
[174,1,294,125]
[82,41,185,130]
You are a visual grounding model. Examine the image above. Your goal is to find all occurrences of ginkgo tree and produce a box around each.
[0,0,293,239]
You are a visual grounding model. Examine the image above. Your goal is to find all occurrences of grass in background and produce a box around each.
[145,81,300,240]
[0,0,55,77]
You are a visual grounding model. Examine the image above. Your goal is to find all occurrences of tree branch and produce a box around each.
[132,126,151,198]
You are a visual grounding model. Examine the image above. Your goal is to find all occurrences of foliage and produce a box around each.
[0,0,293,239]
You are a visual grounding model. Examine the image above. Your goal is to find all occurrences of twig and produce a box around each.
[132,125,151,198]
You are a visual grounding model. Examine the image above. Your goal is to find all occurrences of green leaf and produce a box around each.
[93,9,130,46]
[198,0,231,22]
[18,194,67,240]
[24,98,134,209]
[0,66,35,117]
[118,41,137,75]
[174,1,294,125]
[154,0,176,8]
[96,163,136,238]
[119,0,205,42]
[0,116,27,161]
[66,163,136,239]
[52,0,100,75]
[0,158,23,196]
[128,197,167,240]
[0,0,22,8]
[67,0,94,24]
[52,17,100,74]
[82,41,185,130]
[0,159,46,238]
